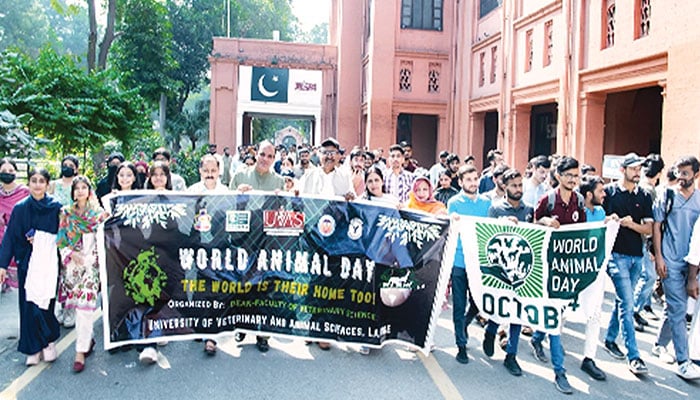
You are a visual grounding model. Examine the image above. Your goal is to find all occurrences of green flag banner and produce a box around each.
[251,67,289,103]
[456,218,619,333]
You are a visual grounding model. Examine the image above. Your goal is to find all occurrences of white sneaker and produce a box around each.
[677,360,700,380]
[138,347,158,365]
[62,308,76,328]
[55,306,64,324]
[651,345,676,364]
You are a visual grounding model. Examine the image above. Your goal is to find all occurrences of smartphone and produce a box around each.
[25,228,35,239]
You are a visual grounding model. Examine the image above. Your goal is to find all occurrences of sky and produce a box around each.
[292,0,331,30]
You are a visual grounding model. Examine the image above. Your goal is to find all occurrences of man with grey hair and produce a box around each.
[229,140,284,192]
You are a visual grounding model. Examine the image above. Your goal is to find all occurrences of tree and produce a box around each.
[228,0,298,40]
[297,23,329,44]
[0,48,151,158]
[0,110,49,159]
[112,0,177,106]
[0,0,52,56]
[167,98,210,151]
[166,0,224,115]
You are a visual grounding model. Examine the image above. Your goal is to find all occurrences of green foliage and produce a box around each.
[166,0,224,115]
[127,130,165,163]
[0,0,88,60]
[167,99,209,151]
[113,0,178,106]
[297,23,329,44]
[0,0,52,56]
[171,145,208,186]
[251,118,312,145]
[229,0,299,41]
[0,47,151,160]
[0,110,49,159]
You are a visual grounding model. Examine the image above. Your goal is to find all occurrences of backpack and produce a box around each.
[546,190,585,214]
[660,187,674,235]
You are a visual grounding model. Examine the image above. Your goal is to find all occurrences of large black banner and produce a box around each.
[98,192,451,353]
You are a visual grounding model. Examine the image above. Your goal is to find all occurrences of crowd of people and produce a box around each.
[0,139,699,393]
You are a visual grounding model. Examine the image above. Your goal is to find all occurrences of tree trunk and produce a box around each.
[97,0,118,70]
[159,92,167,137]
[87,0,97,72]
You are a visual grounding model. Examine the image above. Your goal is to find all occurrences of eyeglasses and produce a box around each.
[561,173,579,180]
[674,169,694,178]
[321,150,337,156]
[258,152,275,159]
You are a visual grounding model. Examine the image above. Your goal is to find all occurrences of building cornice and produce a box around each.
[394,50,450,61]
[392,101,448,115]
[470,95,499,112]
[471,33,501,53]
[514,1,562,31]
[579,53,668,93]
[512,79,560,105]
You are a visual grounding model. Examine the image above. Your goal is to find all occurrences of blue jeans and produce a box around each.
[532,331,565,374]
[605,253,642,361]
[452,267,480,347]
[655,264,689,364]
[633,245,657,313]
[486,321,522,355]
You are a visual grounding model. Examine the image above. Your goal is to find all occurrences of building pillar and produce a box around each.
[577,92,606,171]
[470,112,486,170]
[510,105,531,170]
[209,59,238,152]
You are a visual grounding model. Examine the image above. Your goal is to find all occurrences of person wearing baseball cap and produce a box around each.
[602,151,653,376]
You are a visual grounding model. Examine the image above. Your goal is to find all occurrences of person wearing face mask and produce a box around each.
[48,155,80,328]
[49,155,80,207]
[0,158,30,292]
[134,161,149,188]
[96,152,125,205]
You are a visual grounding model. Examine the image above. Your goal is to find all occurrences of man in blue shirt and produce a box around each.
[447,164,491,364]
[652,156,700,379]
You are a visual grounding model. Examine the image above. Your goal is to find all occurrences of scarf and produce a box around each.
[405,177,447,215]
[56,201,107,250]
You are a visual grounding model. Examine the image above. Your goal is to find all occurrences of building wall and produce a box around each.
[208,1,700,172]
[664,39,700,166]
[363,0,455,163]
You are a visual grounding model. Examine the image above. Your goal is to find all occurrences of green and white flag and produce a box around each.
[455,218,619,333]
[251,67,289,103]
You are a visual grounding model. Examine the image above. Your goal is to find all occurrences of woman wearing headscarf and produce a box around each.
[0,168,62,365]
[405,176,447,215]
[57,176,108,372]
[0,158,30,291]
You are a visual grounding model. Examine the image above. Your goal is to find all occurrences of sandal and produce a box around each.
[204,340,217,356]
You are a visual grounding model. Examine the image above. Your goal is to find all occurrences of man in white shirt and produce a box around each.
[523,155,551,207]
[187,155,228,193]
[298,138,355,200]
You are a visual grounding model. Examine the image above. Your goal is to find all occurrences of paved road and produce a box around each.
[0,284,697,400]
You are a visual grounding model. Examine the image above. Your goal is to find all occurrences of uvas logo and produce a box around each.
[482,233,534,289]
[263,208,305,236]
